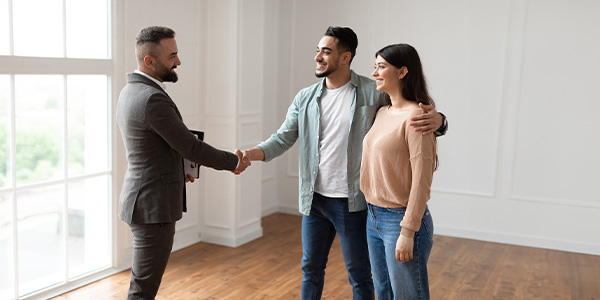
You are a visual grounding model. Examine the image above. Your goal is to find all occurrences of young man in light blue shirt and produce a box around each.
[243,26,447,299]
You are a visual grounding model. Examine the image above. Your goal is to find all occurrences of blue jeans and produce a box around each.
[366,203,434,300]
[301,193,374,300]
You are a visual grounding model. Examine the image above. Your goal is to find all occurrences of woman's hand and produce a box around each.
[396,232,415,263]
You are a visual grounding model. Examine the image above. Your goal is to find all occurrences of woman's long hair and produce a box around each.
[376,43,438,169]
[375,44,435,108]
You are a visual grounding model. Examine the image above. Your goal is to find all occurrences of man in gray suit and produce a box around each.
[116,26,249,299]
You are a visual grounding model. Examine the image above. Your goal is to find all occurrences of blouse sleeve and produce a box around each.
[400,110,437,233]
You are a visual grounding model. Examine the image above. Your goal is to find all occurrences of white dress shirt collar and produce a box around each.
[134,69,167,91]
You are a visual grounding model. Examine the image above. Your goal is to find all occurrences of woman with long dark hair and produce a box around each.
[360,43,437,300]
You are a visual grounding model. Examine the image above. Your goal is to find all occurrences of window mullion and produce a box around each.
[62,0,67,58]
[11,193,17,300]
[8,0,14,55]
[10,74,19,300]
[62,75,69,283]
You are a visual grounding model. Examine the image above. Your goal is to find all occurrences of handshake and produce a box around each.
[232,147,264,175]
[185,147,263,183]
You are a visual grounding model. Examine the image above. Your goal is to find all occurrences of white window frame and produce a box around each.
[0,0,122,299]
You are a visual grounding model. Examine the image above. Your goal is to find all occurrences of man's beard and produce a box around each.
[156,62,178,83]
[315,70,331,78]
[314,61,337,78]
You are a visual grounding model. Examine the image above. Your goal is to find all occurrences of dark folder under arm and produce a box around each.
[184,130,204,179]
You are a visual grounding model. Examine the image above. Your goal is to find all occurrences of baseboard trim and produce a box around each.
[275,204,302,216]
[261,203,279,217]
[201,226,264,248]
[173,224,203,252]
[435,225,600,256]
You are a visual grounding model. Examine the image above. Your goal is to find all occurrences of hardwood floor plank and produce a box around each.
[52,213,600,300]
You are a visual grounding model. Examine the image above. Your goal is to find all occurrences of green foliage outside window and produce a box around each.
[0,125,67,186]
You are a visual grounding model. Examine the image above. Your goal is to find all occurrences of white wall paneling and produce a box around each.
[428,0,598,255]
[198,0,263,247]
[265,0,600,255]
[238,0,264,117]
[204,0,237,117]
[259,0,279,216]
[203,167,235,230]
[238,119,262,227]
[510,0,600,209]
[113,1,599,275]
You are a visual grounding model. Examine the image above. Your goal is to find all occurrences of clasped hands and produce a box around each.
[232,149,251,175]
[185,148,256,181]
[232,147,264,175]
[184,149,251,182]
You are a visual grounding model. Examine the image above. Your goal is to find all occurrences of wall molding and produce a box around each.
[500,0,599,210]
[509,194,600,209]
[435,224,600,256]
[201,226,263,248]
[172,225,202,252]
[432,188,495,199]
[236,0,264,119]
[238,216,261,229]
[261,203,278,217]
[239,120,261,147]
[277,204,302,216]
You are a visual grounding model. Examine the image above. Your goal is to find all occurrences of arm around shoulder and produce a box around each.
[409,103,448,136]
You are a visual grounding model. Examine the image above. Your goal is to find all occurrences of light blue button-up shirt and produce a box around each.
[258,70,387,215]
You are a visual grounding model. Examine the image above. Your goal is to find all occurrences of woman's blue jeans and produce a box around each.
[366,203,434,300]
[301,193,374,300]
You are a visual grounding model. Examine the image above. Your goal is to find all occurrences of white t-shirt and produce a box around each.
[314,81,354,198]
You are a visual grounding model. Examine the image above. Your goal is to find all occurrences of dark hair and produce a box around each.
[135,26,176,62]
[377,43,438,169]
[375,44,435,108]
[324,26,358,63]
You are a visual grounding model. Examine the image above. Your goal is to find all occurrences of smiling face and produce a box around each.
[314,36,343,78]
[153,38,181,82]
[372,55,405,94]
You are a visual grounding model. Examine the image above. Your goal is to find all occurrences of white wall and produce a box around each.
[264,0,600,255]
[116,0,600,263]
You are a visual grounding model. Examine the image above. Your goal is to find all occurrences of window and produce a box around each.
[0,1,112,299]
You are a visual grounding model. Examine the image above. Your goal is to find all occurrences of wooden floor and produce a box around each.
[53,213,600,300]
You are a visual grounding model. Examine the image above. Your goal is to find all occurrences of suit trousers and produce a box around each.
[127,222,176,300]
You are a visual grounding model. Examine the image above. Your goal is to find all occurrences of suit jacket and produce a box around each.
[116,73,238,224]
